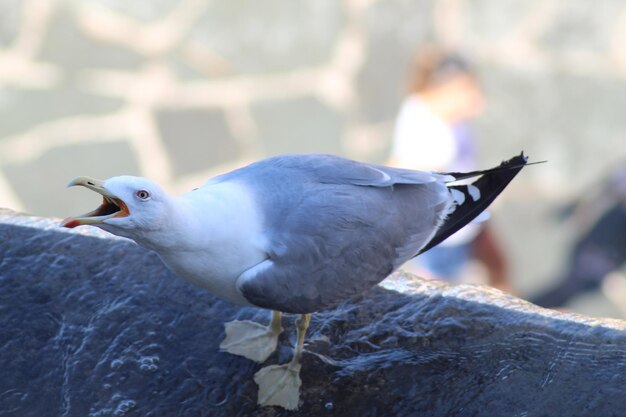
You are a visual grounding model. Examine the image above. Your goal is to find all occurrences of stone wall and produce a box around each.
[1,0,625,314]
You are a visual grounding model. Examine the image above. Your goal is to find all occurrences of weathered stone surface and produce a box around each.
[1,211,625,416]
[540,0,624,54]
[39,7,144,73]
[0,87,123,138]
[166,54,208,81]
[0,0,20,47]
[2,141,140,218]
[357,0,436,123]
[155,109,240,176]
[189,0,344,75]
[252,96,344,156]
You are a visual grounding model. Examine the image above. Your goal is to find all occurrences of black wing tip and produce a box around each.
[439,152,546,182]
[502,151,549,169]
[504,151,527,165]
[517,151,548,167]
[418,151,541,255]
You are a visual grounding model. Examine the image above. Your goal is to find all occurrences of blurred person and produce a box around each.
[531,164,626,309]
[389,46,511,292]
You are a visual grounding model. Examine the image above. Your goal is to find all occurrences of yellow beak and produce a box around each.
[61,177,129,228]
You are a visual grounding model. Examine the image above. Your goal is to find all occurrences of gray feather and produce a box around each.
[223,154,451,313]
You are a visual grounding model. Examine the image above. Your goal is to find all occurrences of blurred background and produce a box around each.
[0,0,625,318]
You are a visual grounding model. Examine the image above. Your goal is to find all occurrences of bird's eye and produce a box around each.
[136,190,150,200]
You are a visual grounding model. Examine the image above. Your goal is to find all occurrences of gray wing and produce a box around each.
[228,154,453,313]
[210,153,451,188]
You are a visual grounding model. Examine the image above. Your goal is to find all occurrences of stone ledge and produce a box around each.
[1,210,625,416]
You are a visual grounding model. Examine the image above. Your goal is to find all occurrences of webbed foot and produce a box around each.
[219,317,282,363]
[254,363,302,410]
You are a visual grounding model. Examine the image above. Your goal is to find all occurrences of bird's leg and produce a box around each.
[219,310,283,363]
[254,313,311,410]
[291,313,310,365]
[269,310,284,334]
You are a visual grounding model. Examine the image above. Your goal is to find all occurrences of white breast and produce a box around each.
[156,180,268,305]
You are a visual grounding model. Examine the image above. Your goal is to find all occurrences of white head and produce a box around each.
[62,175,173,243]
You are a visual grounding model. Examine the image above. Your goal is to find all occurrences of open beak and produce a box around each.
[61,176,129,228]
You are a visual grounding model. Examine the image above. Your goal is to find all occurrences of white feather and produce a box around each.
[467,185,481,202]
[155,181,268,306]
[451,189,466,205]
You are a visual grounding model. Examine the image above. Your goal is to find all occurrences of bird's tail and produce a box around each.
[416,152,531,256]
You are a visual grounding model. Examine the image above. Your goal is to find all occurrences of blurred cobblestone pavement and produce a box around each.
[1,0,625,316]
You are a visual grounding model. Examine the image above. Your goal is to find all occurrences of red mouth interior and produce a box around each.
[97,197,126,216]
[61,197,129,228]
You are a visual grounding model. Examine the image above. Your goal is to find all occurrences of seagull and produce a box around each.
[62,153,529,410]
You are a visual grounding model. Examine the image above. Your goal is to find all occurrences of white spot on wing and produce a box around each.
[451,189,465,205]
[468,185,481,201]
